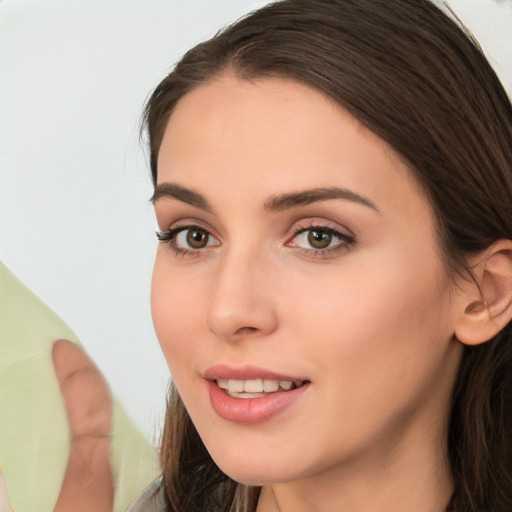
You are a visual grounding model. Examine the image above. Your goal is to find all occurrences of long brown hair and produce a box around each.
[142,1,512,510]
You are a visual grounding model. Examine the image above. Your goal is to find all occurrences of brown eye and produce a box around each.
[308,230,332,249]
[287,224,355,257]
[156,224,220,255]
[186,228,210,248]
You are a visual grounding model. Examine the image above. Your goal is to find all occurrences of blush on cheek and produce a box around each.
[151,278,178,355]
[151,274,201,360]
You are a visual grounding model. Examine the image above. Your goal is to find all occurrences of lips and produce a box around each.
[203,364,310,423]
[203,364,308,382]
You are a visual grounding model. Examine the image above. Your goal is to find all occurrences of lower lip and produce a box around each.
[207,380,310,424]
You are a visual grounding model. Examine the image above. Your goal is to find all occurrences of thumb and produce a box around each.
[52,339,114,512]
[0,469,14,512]
[52,339,113,438]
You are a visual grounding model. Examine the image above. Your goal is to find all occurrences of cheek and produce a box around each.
[278,252,458,457]
[150,257,204,371]
[287,246,453,387]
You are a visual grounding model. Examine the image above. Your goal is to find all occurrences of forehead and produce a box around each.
[157,75,430,222]
[161,75,342,161]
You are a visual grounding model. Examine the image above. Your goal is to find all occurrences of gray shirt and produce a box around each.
[128,477,167,512]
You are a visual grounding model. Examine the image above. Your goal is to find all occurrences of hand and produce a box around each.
[52,340,114,512]
[0,469,14,512]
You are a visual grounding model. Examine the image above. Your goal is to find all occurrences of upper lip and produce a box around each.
[203,363,309,382]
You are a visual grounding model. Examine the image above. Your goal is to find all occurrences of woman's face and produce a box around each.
[151,76,464,486]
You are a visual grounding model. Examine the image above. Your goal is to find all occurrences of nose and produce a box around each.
[205,248,278,343]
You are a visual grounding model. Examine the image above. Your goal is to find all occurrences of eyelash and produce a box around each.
[285,222,355,258]
[156,224,213,258]
[155,222,355,259]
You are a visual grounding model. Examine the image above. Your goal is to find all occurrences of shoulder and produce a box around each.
[127,476,167,512]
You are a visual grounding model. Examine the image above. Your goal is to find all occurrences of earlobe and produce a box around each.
[455,240,512,346]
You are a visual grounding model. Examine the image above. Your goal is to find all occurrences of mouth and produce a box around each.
[215,378,307,398]
[203,364,311,422]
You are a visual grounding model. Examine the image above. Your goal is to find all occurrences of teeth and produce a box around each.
[280,380,293,390]
[230,379,244,392]
[244,379,262,393]
[229,391,266,399]
[217,378,229,390]
[263,379,279,392]
[216,378,304,394]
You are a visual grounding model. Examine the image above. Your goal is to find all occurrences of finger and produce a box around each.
[52,340,114,512]
[52,339,113,438]
[0,470,14,512]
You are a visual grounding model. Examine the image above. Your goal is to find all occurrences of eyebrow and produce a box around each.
[151,183,212,211]
[263,187,379,213]
[152,182,379,214]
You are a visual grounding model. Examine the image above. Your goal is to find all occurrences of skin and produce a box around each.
[52,340,114,512]
[0,470,14,512]
[0,341,116,512]
[151,75,471,512]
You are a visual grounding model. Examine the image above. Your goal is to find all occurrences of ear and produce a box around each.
[455,239,512,346]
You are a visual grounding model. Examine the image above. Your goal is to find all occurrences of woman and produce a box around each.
[132,0,512,510]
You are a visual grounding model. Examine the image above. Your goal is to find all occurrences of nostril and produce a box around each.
[234,326,259,336]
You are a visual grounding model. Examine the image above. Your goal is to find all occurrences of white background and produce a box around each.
[1,0,511,443]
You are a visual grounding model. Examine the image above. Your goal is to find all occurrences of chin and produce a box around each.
[205,443,306,486]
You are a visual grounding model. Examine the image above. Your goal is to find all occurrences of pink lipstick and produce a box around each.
[204,364,310,424]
